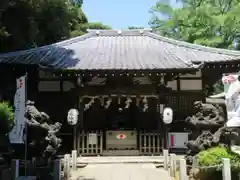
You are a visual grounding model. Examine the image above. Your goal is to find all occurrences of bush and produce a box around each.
[196,146,240,180]
[0,101,14,134]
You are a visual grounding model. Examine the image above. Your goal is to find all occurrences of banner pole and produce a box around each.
[24,72,28,176]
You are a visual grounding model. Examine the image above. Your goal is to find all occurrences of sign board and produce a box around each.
[88,133,97,145]
[9,75,26,144]
[168,132,188,148]
[116,133,127,140]
[106,130,137,149]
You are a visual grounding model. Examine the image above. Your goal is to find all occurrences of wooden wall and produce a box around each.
[36,69,205,128]
[36,70,77,154]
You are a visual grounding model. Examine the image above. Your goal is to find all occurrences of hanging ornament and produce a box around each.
[105,97,112,109]
[136,96,140,107]
[142,96,148,112]
[124,97,132,109]
[160,76,165,85]
[100,96,105,106]
[84,98,95,111]
[118,97,121,105]
[77,77,82,86]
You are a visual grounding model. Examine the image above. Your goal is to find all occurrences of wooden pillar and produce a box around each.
[76,96,84,155]
[156,76,165,150]
[73,76,84,155]
[73,93,79,151]
[157,84,168,149]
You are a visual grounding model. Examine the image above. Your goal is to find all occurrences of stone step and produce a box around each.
[72,156,164,164]
[102,150,140,156]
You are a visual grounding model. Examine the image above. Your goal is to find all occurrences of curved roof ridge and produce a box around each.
[0,32,95,58]
[2,29,240,58]
[146,32,240,56]
[87,28,153,33]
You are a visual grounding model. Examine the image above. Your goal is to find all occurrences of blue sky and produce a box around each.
[82,0,180,29]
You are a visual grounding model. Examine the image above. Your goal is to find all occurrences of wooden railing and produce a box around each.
[138,130,163,155]
[77,130,103,156]
[77,130,163,156]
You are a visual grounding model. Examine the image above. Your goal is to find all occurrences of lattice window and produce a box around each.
[178,95,188,114]
[165,95,178,111]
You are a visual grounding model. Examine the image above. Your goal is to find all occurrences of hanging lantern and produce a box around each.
[163,107,173,124]
[67,109,79,125]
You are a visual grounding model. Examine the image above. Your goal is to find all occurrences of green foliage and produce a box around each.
[0,101,14,134]
[70,0,83,7]
[36,0,73,45]
[128,26,145,29]
[149,0,240,49]
[70,22,111,37]
[0,0,110,53]
[197,146,240,180]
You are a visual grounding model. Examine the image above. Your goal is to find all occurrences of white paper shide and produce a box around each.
[9,75,26,144]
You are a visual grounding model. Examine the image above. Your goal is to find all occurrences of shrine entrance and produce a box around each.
[104,107,138,152]
[76,95,164,156]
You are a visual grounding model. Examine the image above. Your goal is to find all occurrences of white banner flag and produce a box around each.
[9,75,26,144]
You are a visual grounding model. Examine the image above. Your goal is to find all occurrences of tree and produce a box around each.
[149,0,240,95]
[70,0,83,7]
[71,22,111,37]
[149,0,240,50]
[0,0,110,53]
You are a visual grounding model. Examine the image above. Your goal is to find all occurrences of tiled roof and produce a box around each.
[0,29,240,70]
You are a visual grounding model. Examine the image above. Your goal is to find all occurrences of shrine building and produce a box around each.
[1,29,240,156]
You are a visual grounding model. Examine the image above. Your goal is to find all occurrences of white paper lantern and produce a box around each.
[67,109,79,125]
[163,107,173,124]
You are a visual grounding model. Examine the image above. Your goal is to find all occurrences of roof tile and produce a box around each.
[0,29,240,70]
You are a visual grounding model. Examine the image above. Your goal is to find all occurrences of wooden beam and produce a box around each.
[75,85,158,96]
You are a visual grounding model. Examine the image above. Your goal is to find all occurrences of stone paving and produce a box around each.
[70,163,173,180]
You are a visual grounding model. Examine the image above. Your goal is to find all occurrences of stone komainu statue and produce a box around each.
[184,100,236,164]
[25,100,62,161]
